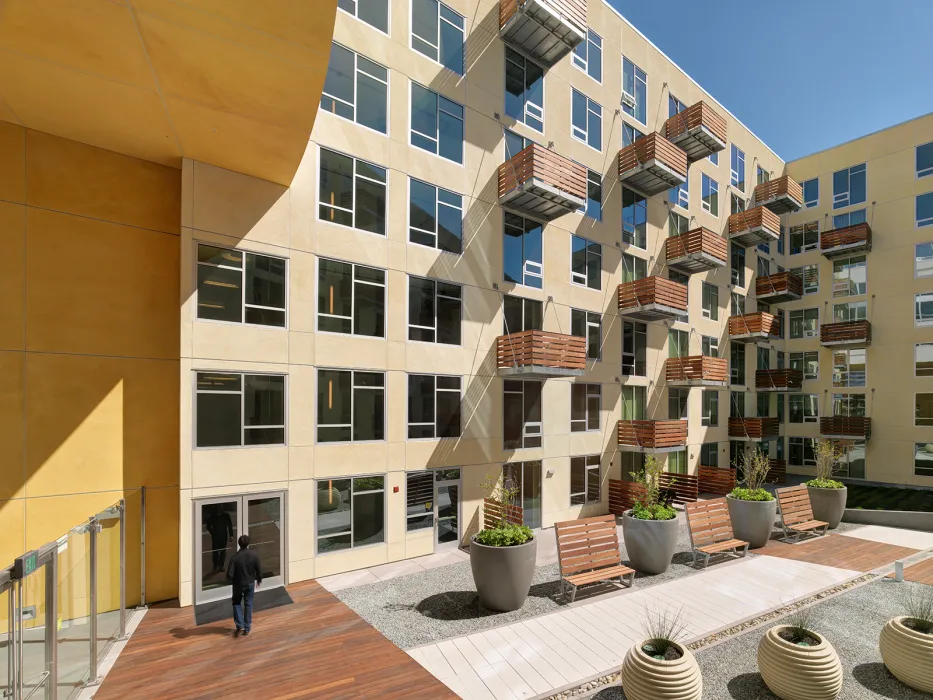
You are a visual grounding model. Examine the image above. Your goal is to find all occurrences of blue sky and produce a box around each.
[608,0,933,162]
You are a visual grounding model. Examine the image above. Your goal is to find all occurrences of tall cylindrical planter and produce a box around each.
[807,486,847,529]
[757,625,843,700]
[726,496,777,548]
[621,640,702,700]
[469,536,537,612]
[622,512,678,575]
[879,616,933,693]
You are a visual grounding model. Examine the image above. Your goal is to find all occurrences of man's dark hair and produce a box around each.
[238,535,250,549]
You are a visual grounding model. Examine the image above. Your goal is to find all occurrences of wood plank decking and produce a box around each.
[897,556,933,585]
[758,533,919,571]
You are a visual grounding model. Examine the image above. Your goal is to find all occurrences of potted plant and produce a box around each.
[806,440,847,529]
[620,606,702,700]
[469,473,536,612]
[879,587,933,693]
[757,607,843,700]
[622,455,678,575]
[726,448,776,549]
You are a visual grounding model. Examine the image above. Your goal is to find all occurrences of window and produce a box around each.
[317,475,385,553]
[790,351,819,380]
[790,438,816,468]
[622,188,647,248]
[731,292,746,317]
[195,372,285,447]
[505,48,544,132]
[572,29,602,82]
[700,283,719,320]
[757,256,770,279]
[317,369,385,442]
[621,253,647,283]
[700,442,718,467]
[586,170,602,220]
[668,329,688,358]
[790,264,819,295]
[411,0,464,74]
[504,295,542,334]
[832,208,867,230]
[708,151,719,166]
[802,178,819,208]
[730,144,745,192]
[918,192,933,228]
[789,394,818,423]
[570,455,601,505]
[917,292,933,327]
[409,178,463,253]
[757,346,770,371]
[622,123,645,147]
[571,236,601,289]
[669,210,688,236]
[621,57,646,124]
[668,387,688,420]
[833,163,866,209]
[197,244,286,327]
[790,308,819,338]
[731,193,746,216]
[916,243,933,278]
[504,380,542,448]
[918,394,933,426]
[321,43,388,134]
[777,394,785,422]
[669,177,688,209]
[789,221,819,254]
[504,129,531,159]
[757,166,769,185]
[319,148,387,235]
[411,82,464,163]
[622,321,646,376]
[337,0,388,33]
[832,301,866,323]
[757,392,770,418]
[408,374,461,438]
[571,309,601,360]
[730,343,745,385]
[731,242,746,287]
[317,258,386,337]
[730,391,746,419]
[832,349,866,388]
[504,213,543,288]
[915,444,933,477]
[832,256,866,297]
[702,391,719,427]
[408,276,462,344]
[668,94,687,118]
[621,386,646,419]
[571,88,601,150]
[571,384,601,432]
[832,393,865,419]
[916,343,933,376]
[406,471,435,531]
[702,174,719,216]
[667,451,687,475]
[777,351,785,370]
[702,335,719,358]
[918,142,933,178]
[669,270,689,302]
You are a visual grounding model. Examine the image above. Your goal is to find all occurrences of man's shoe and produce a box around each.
[234,628,241,637]
[243,630,250,637]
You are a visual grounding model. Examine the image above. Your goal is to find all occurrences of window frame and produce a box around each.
[916,342,933,377]
[916,292,933,327]
[320,42,389,135]
[789,308,820,339]
[316,256,387,338]
[701,282,719,320]
[504,212,544,288]
[832,163,867,210]
[789,393,819,424]
[337,0,389,34]
[570,454,601,505]
[915,242,933,278]
[622,320,647,377]
[789,221,819,255]
[789,351,819,381]
[789,437,816,468]
[571,383,601,433]
[410,0,465,75]
[503,380,543,449]
[802,178,819,208]
[571,29,602,83]
[505,47,545,132]
[832,255,867,297]
[585,169,602,221]
[621,56,647,125]
[409,81,464,164]
[194,371,287,449]
[833,300,867,323]
[570,235,602,290]
[407,275,463,345]
[917,393,933,427]
[790,264,820,295]
[918,141,933,179]
[316,474,387,555]
[918,192,933,228]
[914,443,933,478]
[730,144,746,192]
[702,390,719,427]
[570,88,602,151]
[701,174,719,216]
[702,335,719,358]
[407,373,462,439]
[317,146,388,236]
[407,177,464,254]
[832,348,866,388]
[571,308,602,361]
[622,187,647,248]
[196,242,288,329]
[316,368,386,443]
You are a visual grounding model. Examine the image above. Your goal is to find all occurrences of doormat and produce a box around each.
[193,586,293,626]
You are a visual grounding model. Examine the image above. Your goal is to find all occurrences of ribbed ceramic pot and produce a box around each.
[757,625,842,700]
[620,640,702,700]
[879,616,933,693]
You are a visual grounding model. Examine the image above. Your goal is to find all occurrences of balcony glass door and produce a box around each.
[434,469,461,550]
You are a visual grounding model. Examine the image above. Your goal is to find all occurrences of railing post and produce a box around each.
[46,546,58,700]
[140,486,146,607]
[16,579,23,700]
[119,499,126,640]
[8,584,16,700]
[88,517,98,686]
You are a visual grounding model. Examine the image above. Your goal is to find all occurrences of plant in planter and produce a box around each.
[758,606,843,700]
[806,440,847,529]
[621,606,702,700]
[726,448,776,549]
[469,473,536,612]
[879,587,933,693]
[622,455,679,575]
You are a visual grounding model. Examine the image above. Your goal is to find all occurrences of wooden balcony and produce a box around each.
[820,416,872,439]
[820,320,871,348]
[617,420,687,453]
[728,417,780,441]
[727,205,781,248]
[755,368,803,392]
[665,227,728,274]
[617,276,688,322]
[498,144,586,221]
[666,356,728,387]
[497,330,586,378]
[754,175,803,215]
[618,132,687,196]
[663,101,727,163]
[499,0,586,68]
[755,271,803,304]
[820,222,872,258]
[728,312,781,343]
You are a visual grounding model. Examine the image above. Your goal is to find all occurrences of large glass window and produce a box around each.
[572,29,602,82]
[571,309,601,360]
[790,264,819,295]
[918,192,933,228]
[731,292,746,316]
[668,387,688,420]
[702,174,719,216]
[504,380,542,449]
[702,282,719,320]
[504,213,543,288]
[571,384,601,432]
[757,166,769,185]
[832,256,867,296]
[915,444,933,477]
[319,148,387,235]
[317,369,385,442]
[832,393,865,417]
[337,0,388,33]
[702,390,719,427]
[730,391,745,419]
[411,0,464,75]
[832,209,867,230]
[670,177,688,209]
[669,94,687,118]
[622,187,647,248]
[196,372,285,448]
[917,343,933,377]
[668,329,688,359]
[790,437,816,468]
[730,343,745,385]
[505,48,544,132]
[622,321,646,376]
[406,471,435,531]
[621,57,647,124]
[834,301,867,322]
[667,451,687,475]
[730,144,746,192]
[622,123,645,147]
[570,455,601,505]
[918,394,933,426]
[669,210,689,236]
[571,88,602,150]
[918,141,933,178]
[916,243,933,278]
[504,295,543,334]
[321,43,388,133]
[832,349,866,388]
[571,235,601,290]
[621,253,647,282]
[790,351,819,380]
[789,221,819,254]
[410,82,464,163]
[409,178,463,253]
[802,178,818,208]
[789,394,818,423]
[621,386,646,419]
[700,442,718,467]
[317,475,385,553]
[408,374,461,438]
[702,335,719,358]
[918,292,933,327]
[833,163,866,209]
[731,242,745,287]
[317,258,385,337]
[586,169,602,221]
[197,244,286,327]
[408,276,462,345]
[790,308,819,339]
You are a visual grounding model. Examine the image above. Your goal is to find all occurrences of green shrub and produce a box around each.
[806,477,845,489]
[474,522,534,547]
[631,502,676,521]
[729,487,774,502]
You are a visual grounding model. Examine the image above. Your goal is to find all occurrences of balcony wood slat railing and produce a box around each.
[497,330,586,374]
[498,144,587,220]
[820,222,872,257]
[617,133,688,195]
[766,459,787,485]
[728,417,780,439]
[658,472,698,505]
[820,320,871,347]
[617,420,687,449]
[820,417,871,438]
[618,276,688,316]
[728,312,781,340]
[727,205,781,247]
[698,466,736,497]
[666,356,728,385]
[483,498,523,529]
[755,368,803,391]
[755,271,802,302]
[753,175,803,214]
[608,479,645,515]
[665,227,728,272]
[499,0,587,67]
[663,102,727,162]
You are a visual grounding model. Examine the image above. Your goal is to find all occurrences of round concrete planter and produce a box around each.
[757,625,843,700]
[622,512,678,575]
[469,536,536,612]
[879,616,933,693]
[807,486,847,529]
[726,496,776,549]
[620,640,702,700]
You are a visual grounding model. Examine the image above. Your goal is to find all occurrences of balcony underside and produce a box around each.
[820,338,871,349]
[729,434,780,442]
[756,289,801,304]
[730,227,780,248]
[619,160,686,197]
[666,378,728,388]
[499,178,585,221]
[498,365,585,379]
[667,126,726,163]
[757,385,795,392]
[667,251,726,274]
[730,332,777,344]
[618,303,686,322]
[822,240,873,258]
[617,444,687,454]
[499,0,586,67]
[758,193,802,216]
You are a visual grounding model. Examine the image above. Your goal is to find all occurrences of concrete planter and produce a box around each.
[620,639,702,700]
[622,512,678,575]
[879,616,933,693]
[807,486,847,529]
[469,536,536,612]
[726,496,776,549]
[757,625,843,700]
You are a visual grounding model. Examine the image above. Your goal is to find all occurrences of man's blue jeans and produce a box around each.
[232,583,255,632]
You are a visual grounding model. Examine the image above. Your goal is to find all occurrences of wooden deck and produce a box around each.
[896,556,933,585]
[759,533,919,572]
[95,580,457,700]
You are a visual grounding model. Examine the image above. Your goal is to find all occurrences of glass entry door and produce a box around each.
[503,461,542,529]
[434,469,461,550]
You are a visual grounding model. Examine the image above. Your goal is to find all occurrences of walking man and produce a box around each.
[226,534,262,637]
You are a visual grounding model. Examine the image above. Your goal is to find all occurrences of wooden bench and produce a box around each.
[684,498,749,568]
[554,514,635,602]
[776,485,828,542]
